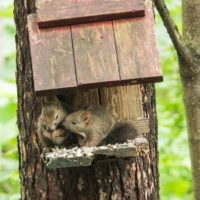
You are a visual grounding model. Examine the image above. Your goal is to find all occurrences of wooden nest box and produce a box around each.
[28,0,163,96]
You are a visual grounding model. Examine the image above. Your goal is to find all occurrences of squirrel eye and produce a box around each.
[72,121,76,125]
[55,114,58,119]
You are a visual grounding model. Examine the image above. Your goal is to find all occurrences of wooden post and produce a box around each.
[15,0,159,199]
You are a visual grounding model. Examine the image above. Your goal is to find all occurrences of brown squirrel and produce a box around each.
[38,96,74,148]
[100,121,139,145]
[63,105,139,147]
[38,124,75,148]
[62,105,116,147]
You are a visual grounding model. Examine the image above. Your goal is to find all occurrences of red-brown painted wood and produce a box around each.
[71,21,120,86]
[36,0,145,28]
[27,14,77,96]
[28,1,162,96]
[113,1,163,82]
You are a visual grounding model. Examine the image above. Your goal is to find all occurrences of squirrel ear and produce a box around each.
[41,97,45,106]
[42,96,55,105]
[41,96,60,107]
[54,96,60,109]
[41,97,49,106]
[82,111,91,124]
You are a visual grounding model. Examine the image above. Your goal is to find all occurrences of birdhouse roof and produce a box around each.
[28,0,162,96]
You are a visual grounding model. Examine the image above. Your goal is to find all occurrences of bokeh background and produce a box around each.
[0,0,192,200]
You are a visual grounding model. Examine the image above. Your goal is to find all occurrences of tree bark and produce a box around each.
[14,0,159,199]
[181,1,200,199]
[153,0,200,199]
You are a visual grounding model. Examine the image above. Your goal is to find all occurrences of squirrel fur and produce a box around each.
[63,105,116,147]
[38,96,74,148]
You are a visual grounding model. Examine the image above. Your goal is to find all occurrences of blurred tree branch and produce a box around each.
[154,0,200,199]
[153,0,199,68]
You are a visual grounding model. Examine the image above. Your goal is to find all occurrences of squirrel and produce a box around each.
[62,105,116,147]
[38,123,75,148]
[63,105,139,147]
[37,96,74,148]
[100,121,139,145]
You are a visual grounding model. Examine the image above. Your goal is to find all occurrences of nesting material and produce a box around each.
[45,137,149,168]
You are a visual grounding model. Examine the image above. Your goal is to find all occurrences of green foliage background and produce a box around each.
[0,0,192,199]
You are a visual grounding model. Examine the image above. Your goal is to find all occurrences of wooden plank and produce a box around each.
[46,155,93,168]
[27,14,77,96]
[113,0,163,83]
[45,138,149,168]
[72,21,120,87]
[99,85,143,120]
[126,118,150,134]
[36,0,145,28]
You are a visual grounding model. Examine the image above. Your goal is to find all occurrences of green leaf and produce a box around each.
[0,5,14,18]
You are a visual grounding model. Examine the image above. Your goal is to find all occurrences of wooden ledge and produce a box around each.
[44,137,149,168]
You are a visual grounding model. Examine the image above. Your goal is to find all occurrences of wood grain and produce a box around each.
[99,85,143,120]
[72,21,120,87]
[113,1,163,83]
[127,118,150,134]
[27,14,77,96]
[36,0,145,28]
[28,0,162,96]
[45,137,149,168]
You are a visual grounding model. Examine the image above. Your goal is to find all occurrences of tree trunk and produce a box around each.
[152,0,200,199]
[181,1,200,199]
[14,0,159,199]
